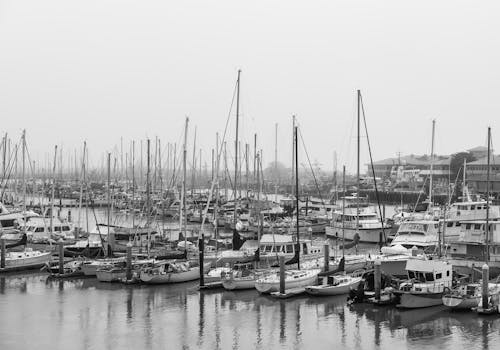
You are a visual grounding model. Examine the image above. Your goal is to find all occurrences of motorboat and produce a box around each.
[394,258,453,308]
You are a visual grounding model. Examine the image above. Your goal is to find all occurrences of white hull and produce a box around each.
[305,278,361,296]
[255,269,320,294]
[222,277,256,290]
[442,295,480,309]
[140,263,211,284]
[1,251,52,272]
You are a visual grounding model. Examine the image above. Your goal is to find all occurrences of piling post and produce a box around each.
[199,233,205,287]
[482,263,489,309]
[0,239,5,269]
[374,259,381,301]
[323,243,329,272]
[471,263,475,283]
[58,239,64,274]
[279,255,285,294]
[126,241,132,281]
[68,210,72,222]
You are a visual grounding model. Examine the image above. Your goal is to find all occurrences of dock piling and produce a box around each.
[0,239,5,269]
[482,263,489,309]
[279,255,285,294]
[199,233,205,287]
[58,239,64,274]
[374,259,381,301]
[323,243,329,272]
[126,241,132,281]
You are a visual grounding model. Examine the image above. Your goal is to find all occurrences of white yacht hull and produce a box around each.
[305,278,361,296]
[140,263,211,284]
[1,251,52,272]
[255,269,320,294]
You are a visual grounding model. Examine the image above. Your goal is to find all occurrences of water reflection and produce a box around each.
[2,273,500,350]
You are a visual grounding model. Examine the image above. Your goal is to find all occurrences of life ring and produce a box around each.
[443,286,451,295]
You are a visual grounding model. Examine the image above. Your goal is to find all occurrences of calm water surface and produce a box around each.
[1,272,500,350]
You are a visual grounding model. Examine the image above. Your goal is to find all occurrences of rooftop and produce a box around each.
[372,154,451,167]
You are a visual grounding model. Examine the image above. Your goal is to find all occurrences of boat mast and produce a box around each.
[356,90,360,236]
[274,123,278,203]
[77,141,86,234]
[486,127,491,263]
[21,130,26,229]
[191,126,197,197]
[107,152,114,256]
[50,145,57,236]
[342,165,346,259]
[182,117,189,249]
[429,119,435,211]
[462,158,467,202]
[233,70,241,239]
[294,125,300,270]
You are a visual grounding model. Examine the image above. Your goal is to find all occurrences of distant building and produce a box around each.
[371,154,451,179]
[465,155,500,194]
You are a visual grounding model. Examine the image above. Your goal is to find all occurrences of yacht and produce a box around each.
[326,206,389,243]
[395,258,453,308]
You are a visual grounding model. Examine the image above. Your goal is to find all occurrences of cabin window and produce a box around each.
[474,224,481,230]
[425,273,434,281]
[54,226,61,232]
[285,244,294,253]
[62,226,70,231]
[455,223,461,227]
[35,227,44,232]
[466,224,472,230]
[446,270,450,277]
[447,222,453,228]
[408,271,415,279]
[436,273,442,279]
[471,205,476,210]
[302,243,308,254]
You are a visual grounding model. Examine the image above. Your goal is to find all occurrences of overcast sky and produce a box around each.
[0,0,499,174]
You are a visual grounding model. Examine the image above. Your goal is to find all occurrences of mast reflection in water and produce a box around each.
[1,273,500,349]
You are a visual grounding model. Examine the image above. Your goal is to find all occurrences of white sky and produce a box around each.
[0,0,499,174]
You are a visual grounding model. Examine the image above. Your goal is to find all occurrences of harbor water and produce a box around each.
[1,272,500,350]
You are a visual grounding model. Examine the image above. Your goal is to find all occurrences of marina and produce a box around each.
[2,1,500,349]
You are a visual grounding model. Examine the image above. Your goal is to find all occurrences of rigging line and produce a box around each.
[0,138,23,201]
[199,76,238,231]
[359,92,386,244]
[298,127,325,206]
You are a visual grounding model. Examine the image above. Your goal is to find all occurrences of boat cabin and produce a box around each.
[258,233,322,257]
[390,220,439,249]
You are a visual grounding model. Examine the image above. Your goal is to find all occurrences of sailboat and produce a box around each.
[254,124,321,294]
[325,90,388,243]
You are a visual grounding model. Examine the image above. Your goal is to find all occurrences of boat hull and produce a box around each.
[442,295,480,310]
[305,279,361,296]
[1,251,52,272]
[255,270,319,294]
[397,292,444,308]
[222,277,255,290]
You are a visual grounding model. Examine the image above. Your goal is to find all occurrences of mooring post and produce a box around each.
[199,233,205,287]
[0,239,5,269]
[279,255,285,294]
[323,243,329,272]
[482,263,489,309]
[68,210,72,222]
[58,239,64,274]
[126,241,132,281]
[471,263,475,283]
[374,259,381,301]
